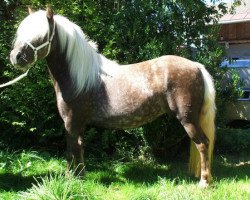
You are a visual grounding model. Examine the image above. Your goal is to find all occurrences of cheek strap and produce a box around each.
[26,20,55,62]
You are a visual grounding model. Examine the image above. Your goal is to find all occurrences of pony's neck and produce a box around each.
[53,15,104,95]
[47,15,119,97]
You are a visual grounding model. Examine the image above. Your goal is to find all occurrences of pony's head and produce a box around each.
[10,7,55,70]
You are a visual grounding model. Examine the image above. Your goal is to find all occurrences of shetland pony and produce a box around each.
[10,7,216,187]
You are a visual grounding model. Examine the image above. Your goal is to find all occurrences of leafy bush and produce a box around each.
[143,115,188,161]
[216,128,250,153]
[84,127,146,160]
[0,62,62,148]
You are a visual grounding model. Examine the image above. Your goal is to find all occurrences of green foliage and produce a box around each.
[216,128,250,153]
[84,127,145,160]
[0,62,62,148]
[223,68,244,101]
[143,115,188,161]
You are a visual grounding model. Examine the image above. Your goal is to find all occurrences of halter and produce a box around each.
[26,19,55,62]
[0,17,56,88]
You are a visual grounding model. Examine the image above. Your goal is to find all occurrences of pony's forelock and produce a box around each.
[16,10,49,43]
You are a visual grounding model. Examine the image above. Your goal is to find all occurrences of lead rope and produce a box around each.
[0,69,30,88]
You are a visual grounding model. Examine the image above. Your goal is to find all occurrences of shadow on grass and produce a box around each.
[213,154,250,181]
[86,153,249,186]
[121,162,190,184]
[0,171,61,192]
[0,152,248,191]
[214,163,250,181]
[0,173,37,192]
[86,159,194,186]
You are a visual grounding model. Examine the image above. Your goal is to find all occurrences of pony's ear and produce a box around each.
[46,6,53,20]
[28,6,34,15]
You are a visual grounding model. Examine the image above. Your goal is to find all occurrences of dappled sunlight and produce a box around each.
[84,158,194,186]
[0,150,249,199]
[0,150,65,193]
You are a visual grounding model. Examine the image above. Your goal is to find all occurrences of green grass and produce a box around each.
[0,150,249,200]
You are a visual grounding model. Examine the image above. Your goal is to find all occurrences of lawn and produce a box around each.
[0,149,249,200]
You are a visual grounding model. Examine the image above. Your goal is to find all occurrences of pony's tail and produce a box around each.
[189,65,216,178]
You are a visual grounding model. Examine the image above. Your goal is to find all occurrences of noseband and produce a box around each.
[26,19,55,62]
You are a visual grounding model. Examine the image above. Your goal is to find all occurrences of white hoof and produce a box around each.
[198,180,209,188]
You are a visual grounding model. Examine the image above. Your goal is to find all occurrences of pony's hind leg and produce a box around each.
[182,122,212,187]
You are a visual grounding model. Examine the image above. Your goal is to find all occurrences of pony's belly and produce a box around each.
[91,104,168,129]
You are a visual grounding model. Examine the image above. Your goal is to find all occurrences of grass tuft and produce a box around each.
[0,150,249,200]
[19,172,88,200]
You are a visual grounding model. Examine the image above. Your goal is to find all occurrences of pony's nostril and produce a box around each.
[16,52,22,61]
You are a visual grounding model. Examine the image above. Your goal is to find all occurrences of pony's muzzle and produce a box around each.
[10,49,19,65]
[10,48,29,69]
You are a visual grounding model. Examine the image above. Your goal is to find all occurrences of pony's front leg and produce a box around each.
[66,130,85,177]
